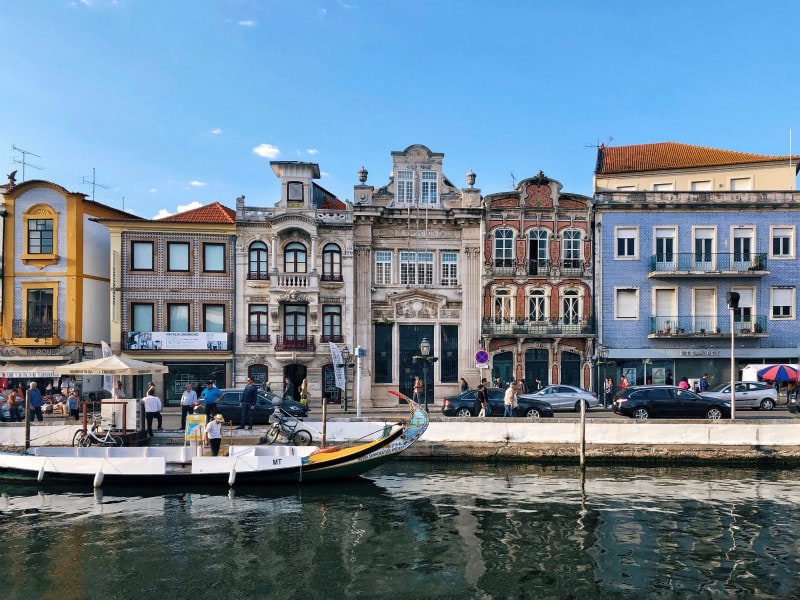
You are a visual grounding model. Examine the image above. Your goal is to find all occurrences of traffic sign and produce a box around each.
[475,350,489,364]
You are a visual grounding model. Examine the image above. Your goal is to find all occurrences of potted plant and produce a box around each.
[664,321,671,334]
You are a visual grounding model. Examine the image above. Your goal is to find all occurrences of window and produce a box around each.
[421,171,438,205]
[131,241,154,271]
[528,289,547,322]
[691,180,712,191]
[441,253,458,286]
[400,252,432,286]
[247,304,269,342]
[562,230,582,269]
[203,243,225,272]
[771,226,794,258]
[731,288,753,330]
[528,230,548,274]
[167,242,190,271]
[248,241,269,279]
[322,243,342,282]
[561,289,580,324]
[653,183,674,191]
[375,251,392,285]
[494,229,514,267]
[396,170,413,204]
[27,219,54,254]
[440,325,458,383]
[26,288,54,337]
[730,177,752,191]
[616,185,636,191]
[168,304,190,332]
[287,181,304,202]
[615,288,638,319]
[654,227,676,268]
[131,303,154,332]
[203,304,225,332]
[654,288,677,331]
[284,242,307,273]
[771,288,794,319]
[322,305,342,342]
[374,324,393,384]
[694,288,716,333]
[492,289,513,322]
[693,227,714,268]
[284,304,307,340]
[732,228,754,269]
[615,227,638,259]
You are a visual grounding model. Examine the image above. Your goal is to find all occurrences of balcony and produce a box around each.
[320,334,344,343]
[247,271,270,281]
[527,259,553,276]
[320,274,344,283]
[271,271,319,291]
[649,315,767,338]
[274,335,316,352]
[482,317,596,337]
[493,259,587,278]
[11,319,61,346]
[649,252,767,278]
[245,332,271,343]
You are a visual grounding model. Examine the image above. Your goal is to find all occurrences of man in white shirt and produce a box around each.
[141,388,163,437]
[179,383,198,431]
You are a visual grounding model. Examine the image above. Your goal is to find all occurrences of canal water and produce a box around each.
[2,462,799,599]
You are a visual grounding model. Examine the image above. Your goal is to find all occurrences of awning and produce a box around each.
[0,363,63,378]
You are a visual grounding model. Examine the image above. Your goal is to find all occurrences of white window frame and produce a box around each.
[690,180,712,191]
[396,170,413,204]
[614,288,639,319]
[653,182,675,191]
[400,251,417,285]
[421,171,438,205]
[494,229,515,266]
[615,227,638,260]
[771,287,795,319]
[440,252,458,286]
[692,226,716,269]
[561,289,581,325]
[770,226,795,259]
[418,252,433,285]
[375,251,393,285]
[528,288,548,322]
[654,227,677,269]
[562,230,582,269]
[653,287,677,332]
[492,288,514,322]
[730,177,753,191]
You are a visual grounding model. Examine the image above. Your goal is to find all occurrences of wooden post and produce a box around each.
[579,397,586,470]
[24,389,31,450]
[321,397,328,447]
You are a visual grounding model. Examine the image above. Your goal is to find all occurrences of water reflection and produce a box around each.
[1,464,799,599]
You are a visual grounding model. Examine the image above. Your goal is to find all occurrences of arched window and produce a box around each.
[561,289,581,325]
[494,229,514,267]
[528,289,547,322]
[284,242,307,273]
[248,241,269,280]
[322,243,342,282]
[492,289,513,322]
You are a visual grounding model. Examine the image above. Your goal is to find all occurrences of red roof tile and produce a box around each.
[597,142,798,174]
[157,202,236,224]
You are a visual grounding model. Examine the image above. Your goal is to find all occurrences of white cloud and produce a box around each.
[317,8,327,19]
[252,143,280,159]
[338,0,357,8]
[190,180,206,187]
[321,171,330,177]
[238,20,255,27]
[178,201,203,213]
[149,188,158,193]
[307,148,319,155]
[154,209,172,219]
[210,127,223,135]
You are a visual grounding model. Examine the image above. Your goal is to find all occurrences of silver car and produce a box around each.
[701,381,778,411]
[519,384,599,412]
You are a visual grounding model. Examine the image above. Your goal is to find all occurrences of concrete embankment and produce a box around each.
[5,416,800,466]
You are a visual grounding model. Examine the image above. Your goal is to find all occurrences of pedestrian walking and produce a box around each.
[204,414,225,457]
[141,388,163,437]
[238,377,257,430]
[180,383,197,430]
[283,377,295,402]
[28,382,44,422]
[412,375,424,403]
[68,390,81,420]
[477,383,489,417]
[202,381,224,420]
[503,382,516,417]
[699,373,709,392]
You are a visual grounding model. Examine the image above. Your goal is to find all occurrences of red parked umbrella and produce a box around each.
[757,364,800,382]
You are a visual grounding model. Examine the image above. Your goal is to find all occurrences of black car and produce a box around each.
[441,388,554,419]
[613,385,731,420]
[216,388,277,425]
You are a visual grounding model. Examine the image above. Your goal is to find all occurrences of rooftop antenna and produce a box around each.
[12,145,44,181]
[510,172,517,189]
[81,167,110,200]
[585,136,614,149]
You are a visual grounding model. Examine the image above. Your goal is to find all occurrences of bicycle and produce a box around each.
[72,420,124,447]
[264,408,313,446]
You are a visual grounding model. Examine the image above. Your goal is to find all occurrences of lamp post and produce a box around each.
[339,345,352,412]
[727,291,740,420]
[413,337,438,412]
[595,344,609,407]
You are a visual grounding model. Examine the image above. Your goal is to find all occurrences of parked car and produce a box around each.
[215,388,277,425]
[519,384,599,412]
[613,385,731,420]
[700,381,778,411]
[441,388,554,419]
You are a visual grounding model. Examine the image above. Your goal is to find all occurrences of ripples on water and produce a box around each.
[1,463,800,599]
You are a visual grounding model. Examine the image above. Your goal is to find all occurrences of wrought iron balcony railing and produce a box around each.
[649,252,767,276]
[274,335,316,352]
[649,315,767,337]
[320,334,344,343]
[12,319,59,339]
[245,332,271,343]
[482,317,596,336]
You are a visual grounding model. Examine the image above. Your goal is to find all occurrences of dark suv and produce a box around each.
[441,388,554,419]
[613,385,731,420]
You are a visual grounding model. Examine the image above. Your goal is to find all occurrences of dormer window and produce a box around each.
[287,181,304,208]
[421,171,438,205]
[396,170,413,204]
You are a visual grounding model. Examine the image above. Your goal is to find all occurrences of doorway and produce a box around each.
[283,364,306,402]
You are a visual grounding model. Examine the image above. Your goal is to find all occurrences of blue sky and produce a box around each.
[2,1,799,219]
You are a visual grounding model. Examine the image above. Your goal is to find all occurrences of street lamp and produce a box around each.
[727,291,740,420]
[595,344,609,407]
[413,337,438,412]
[339,345,352,412]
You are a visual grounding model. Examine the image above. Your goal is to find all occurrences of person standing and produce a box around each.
[535,377,543,391]
[204,414,225,456]
[68,390,81,420]
[180,383,197,430]
[28,382,44,422]
[202,381,224,420]
[6,389,21,422]
[503,382,516,417]
[699,373,709,392]
[239,377,257,430]
[141,388,163,437]
[460,378,469,392]
[620,375,629,390]
[476,383,488,417]
[283,377,295,402]
[604,377,615,408]
[299,378,308,406]
[412,375,423,403]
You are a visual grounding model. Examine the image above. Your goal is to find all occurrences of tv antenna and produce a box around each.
[585,136,614,149]
[81,167,111,200]
[12,145,44,181]
[510,172,517,189]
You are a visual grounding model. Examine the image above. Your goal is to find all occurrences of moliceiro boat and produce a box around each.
[0,393,428,488]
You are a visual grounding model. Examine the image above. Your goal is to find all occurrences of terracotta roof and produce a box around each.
[156,201,236,224]
[596,142,799,174]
